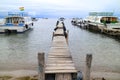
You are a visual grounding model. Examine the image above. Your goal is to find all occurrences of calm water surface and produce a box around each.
[0,19,120,73]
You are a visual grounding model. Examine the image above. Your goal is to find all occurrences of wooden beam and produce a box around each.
[38,52,45,80]
[85,54,92,80]
[66,30,69,44]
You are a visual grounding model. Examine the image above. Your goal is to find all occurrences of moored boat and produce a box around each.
[0,12,33,33]
[32,17,38,21]
[59,17,65,21]
[84,12,120,35]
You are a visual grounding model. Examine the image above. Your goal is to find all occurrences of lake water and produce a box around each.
[0,19,120,74]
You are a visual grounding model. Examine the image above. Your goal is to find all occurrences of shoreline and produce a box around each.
[0,70,120,80]
[0,63,120,80]
[0,70,37,77]
[0,70,38,80]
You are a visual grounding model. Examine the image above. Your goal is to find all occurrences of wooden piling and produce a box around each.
[85,54,92,80]
[66,30,69,45]
[52,32,55,40]
[38,52,45,80]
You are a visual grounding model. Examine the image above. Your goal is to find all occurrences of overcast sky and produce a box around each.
[0,0,120,18]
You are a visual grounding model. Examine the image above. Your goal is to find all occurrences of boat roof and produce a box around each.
[8,12,28,17]
[88,15,117,17]
[5,16,24,18]
[89,12,114,16]
[86,16,118,19]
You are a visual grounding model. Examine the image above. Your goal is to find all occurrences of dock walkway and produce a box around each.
[45,21,77,74]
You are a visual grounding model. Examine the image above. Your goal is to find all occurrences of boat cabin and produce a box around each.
[86,16,118,24]
[86,12,119,24]
[5,17,24,26]
[0,12,33,33]
[100,17,118,24]
[5,16,32,26]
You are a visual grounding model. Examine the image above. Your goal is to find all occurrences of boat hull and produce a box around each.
[0,25,32,33]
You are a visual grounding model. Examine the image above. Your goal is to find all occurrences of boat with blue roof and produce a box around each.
[0,12,33,33]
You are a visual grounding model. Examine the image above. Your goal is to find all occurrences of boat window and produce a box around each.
[19,18,24,23]
[12,17,19,24]
[100,17,118,24]
[20,21,24,23]
[6,18,12,23]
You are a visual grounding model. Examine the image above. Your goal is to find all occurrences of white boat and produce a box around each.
[84,12,120,35]
[59,17,65,21]
[0,12,33,33]
[32,17,38,21]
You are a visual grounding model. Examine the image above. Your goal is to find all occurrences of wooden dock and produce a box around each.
[38,21,77,80]
[46,21,77,80]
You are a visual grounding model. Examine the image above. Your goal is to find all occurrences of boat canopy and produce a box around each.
[8,12,28,17]
[85,16,118,24]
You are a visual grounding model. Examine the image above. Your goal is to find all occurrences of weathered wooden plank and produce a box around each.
[51,46,68,48]
[52,44,67,47]
[45,70,77,74]
[47,55,72,58]
[48,52,70,54]
[47,60,73,63]
[55,74,63,80]
[50,47,69,51]
[55,73,72,80]
[47,59,73,62]
[63,74,72,80]
[49,52,69,55]
[50,48,69,51]
[46,60,73,64]
[54,29,64,35]
[49,52,69,54]
[48,57,71,58]
[48,55,72,58]
[47,57,72,60]
[53,37,66,43]
[53,39,66,42]
[53,40,66,43]
[46,65,76,69]
[46,63,75,66]
[46,68,76,71]
[48,55,71,58]
[52,41,67,44]
[53,35,65,38]
[57,23,64,28]
[48,54,70,56]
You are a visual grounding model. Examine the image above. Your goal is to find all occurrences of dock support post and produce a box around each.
[66,30,69,45]
[38,52,45,80]
[85,54,92,80]
[52,32,55,40]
